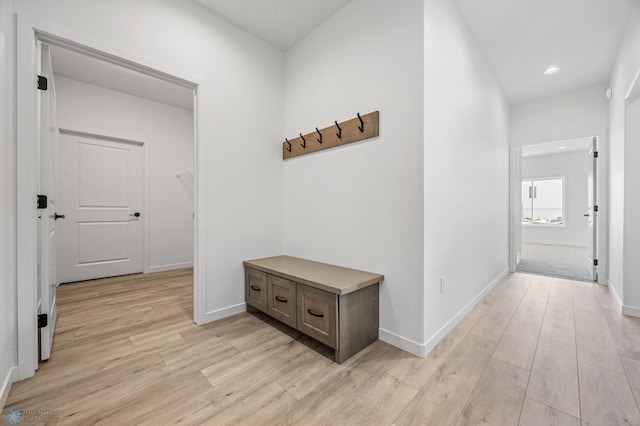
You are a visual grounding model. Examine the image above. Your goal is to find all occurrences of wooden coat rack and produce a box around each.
[283,111,379,160]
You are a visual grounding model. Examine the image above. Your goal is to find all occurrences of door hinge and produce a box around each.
[37,313,48,328]
[594,259,599,266]
[37,75,48,91]
[37,194,47,209]
[594,205,599,212]
[594,151,599,158]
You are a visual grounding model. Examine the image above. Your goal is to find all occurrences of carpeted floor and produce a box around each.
[517,258,593,281]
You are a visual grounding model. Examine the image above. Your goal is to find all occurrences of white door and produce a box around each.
[57,132,144,283]
[586,137,598,281]
[37,43,58,361]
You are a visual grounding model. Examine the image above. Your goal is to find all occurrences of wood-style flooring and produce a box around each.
[5,270,640,425]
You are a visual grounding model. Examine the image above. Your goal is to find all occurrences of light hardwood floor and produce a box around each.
[5,270,640,425]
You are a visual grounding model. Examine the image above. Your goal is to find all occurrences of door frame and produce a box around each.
[508,137,608,284]
[16,14,206,380]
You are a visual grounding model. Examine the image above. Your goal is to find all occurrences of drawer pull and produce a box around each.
[308,309,324,318]
[275,296,288,303]
[250,286,261,292]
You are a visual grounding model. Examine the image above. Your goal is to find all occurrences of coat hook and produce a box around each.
[357,113,364,132]
[316,127,323,144]
[335,121,342,139]
[285,138,291,152]
[300,133,306,149]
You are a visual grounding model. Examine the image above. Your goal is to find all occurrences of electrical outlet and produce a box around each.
[440,276,446,294]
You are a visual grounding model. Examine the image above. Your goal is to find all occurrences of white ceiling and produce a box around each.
[452,0,633,104]
[49,45,194,111]
[193,0,353,51]
[522,137,592,158]
[48,1,634,110]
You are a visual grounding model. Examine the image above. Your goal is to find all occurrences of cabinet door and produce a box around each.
[245,268,268,313]
[267,275,296,328]
[297,284,338,348]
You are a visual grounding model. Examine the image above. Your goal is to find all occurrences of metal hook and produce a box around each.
[316,128,323,144]
[335,121,342,139]
[285,138,291,152]
[357,113,364,133]
[300,133,306,149]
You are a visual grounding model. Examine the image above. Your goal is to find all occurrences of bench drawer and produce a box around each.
[297,284,338,348]
[267,275,296,328]
[245,268,268,313]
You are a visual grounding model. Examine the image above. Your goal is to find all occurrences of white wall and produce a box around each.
[283,0,425,352]
[0,0,18,404]
[423,0,509,348]
[511,84,609,148]
[609,1,640,311]
[9,0,284,380]
[54,76,194,273]
[522,151,589,247]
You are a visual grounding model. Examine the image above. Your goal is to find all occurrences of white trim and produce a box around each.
[16,13,205,379]
[521,241,588,248]
[0,367,17,412]
[379,329,426,358]
[193,90,207,325]
[204,303,247,323]
[58,128,145,146]
[381,268,508,358]
[422,267,508,356]
[609,279,640,317]
[148,262,194,274]
[622,305,640,317]
[16,13,40,381]
[624,66,640,100]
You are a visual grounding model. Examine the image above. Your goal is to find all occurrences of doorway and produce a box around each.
[513,137,599,282]
[16,16,204,380]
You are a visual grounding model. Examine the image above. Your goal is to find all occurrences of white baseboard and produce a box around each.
[606,280,640,317]
[1,367,17,412]
[421,267,509,357]
[204,302,247,323]
[380,267,508,359]
[147,262,193,274]
[608,279,623,309]
[379,329,426,357]
[622,305,640,317]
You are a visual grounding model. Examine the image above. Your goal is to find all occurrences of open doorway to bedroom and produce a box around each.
[515,137,598,282]
[34,40,196,364]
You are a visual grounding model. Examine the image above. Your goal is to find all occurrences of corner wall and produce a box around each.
[54,76,194,273]
[423,0,510,348]
[283,0,426,352]
[609,1,640,312]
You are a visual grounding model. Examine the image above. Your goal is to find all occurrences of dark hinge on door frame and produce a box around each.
[37,313,48,328]
[594,259,599,266]
[594,205,599,212]
[37,75,48,91]
[594,151,599,158]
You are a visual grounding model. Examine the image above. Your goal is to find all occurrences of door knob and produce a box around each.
[54,213,65,220]
[129,212,141,218]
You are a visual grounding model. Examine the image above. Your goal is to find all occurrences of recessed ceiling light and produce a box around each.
[544,66,560,75]
[559,146,567,149]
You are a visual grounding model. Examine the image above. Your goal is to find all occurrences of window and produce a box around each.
[522,177,564,226]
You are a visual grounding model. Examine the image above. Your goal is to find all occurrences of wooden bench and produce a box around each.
[243,255,384,363]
